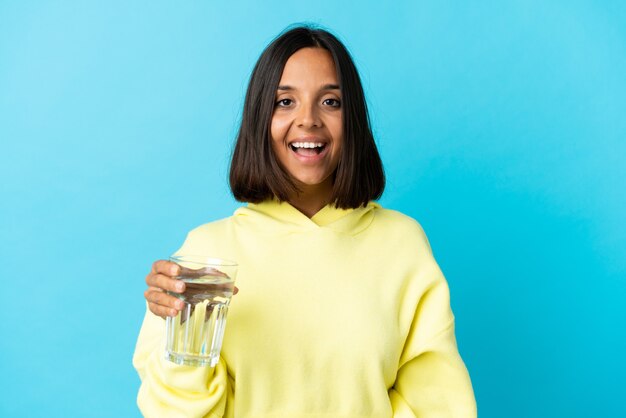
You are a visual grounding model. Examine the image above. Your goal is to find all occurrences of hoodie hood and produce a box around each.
[233,198,380,236]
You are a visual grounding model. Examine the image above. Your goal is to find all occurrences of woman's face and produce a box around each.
[270,47,343,192]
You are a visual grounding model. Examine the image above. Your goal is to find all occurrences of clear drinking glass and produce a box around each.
[165,255,238,367]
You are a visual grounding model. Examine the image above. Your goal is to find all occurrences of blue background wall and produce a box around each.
[1,1,624,417]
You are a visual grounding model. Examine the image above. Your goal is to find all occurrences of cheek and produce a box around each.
[333,143,343,165]
[329,117,343,141]
[270,116,289,144]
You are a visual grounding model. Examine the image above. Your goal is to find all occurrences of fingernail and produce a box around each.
[177,301,185,310]
[170,265,179,276]
[176,282,185,292]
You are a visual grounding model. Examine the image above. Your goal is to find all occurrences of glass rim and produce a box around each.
[169,255,238,267]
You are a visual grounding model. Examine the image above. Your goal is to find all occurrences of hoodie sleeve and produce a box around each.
[132,306,229,418]
[389,274,477,418]
[132,228,230,418]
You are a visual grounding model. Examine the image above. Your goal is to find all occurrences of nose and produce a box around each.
[295,101,321,128]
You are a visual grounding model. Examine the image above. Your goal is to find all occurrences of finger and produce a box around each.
[152,260,180,277]
[148,301,179,318]
[145,289,185,310]
[144,286,165,303]
[146,273,185,293]
[145,285,161,294]
[146,260,178,286]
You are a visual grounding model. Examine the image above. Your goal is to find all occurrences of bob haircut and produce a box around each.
[229,25,385,209]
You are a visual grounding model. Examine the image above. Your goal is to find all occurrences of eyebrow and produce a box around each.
[277,83,340,91]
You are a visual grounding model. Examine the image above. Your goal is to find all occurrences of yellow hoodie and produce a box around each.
[133,199,476,417]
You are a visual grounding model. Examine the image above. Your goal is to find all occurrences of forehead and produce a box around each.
[279,47,338,84]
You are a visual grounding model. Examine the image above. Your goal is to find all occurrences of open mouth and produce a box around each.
[289,142,327,157]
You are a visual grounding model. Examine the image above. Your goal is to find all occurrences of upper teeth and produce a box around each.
[291,142,324,148]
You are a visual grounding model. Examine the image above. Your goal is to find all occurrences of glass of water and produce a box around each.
[165,255,238,367]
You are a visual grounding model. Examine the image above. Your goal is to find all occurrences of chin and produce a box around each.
[293,175,333,188]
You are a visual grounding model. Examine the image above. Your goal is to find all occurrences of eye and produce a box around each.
[276,98,293,107]
[323,98,341,108]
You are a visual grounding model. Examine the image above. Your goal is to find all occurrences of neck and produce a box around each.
[287,182,333,218]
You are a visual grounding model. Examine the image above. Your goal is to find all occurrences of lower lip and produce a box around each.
[290,145,329,163]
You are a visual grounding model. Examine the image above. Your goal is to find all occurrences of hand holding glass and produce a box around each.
[165,255,238,367]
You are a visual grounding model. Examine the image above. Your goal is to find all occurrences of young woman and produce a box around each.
[134,25,477,418]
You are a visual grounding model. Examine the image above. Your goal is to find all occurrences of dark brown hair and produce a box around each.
[229,24,385,209]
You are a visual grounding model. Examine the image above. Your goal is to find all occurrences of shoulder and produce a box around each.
[373,206,425,230]
[172,215,236,257]
[186,215,234,238]
[369,205,446,291]
[371,205,434,254]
